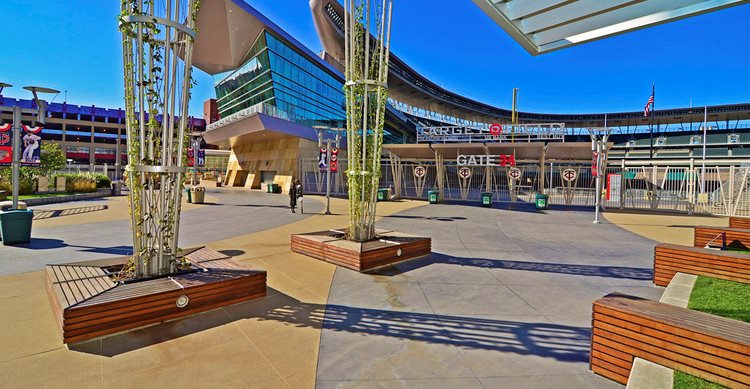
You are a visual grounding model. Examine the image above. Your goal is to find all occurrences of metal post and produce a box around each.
[11,105,21,210]
[325,139,332,215]
[594,140,601,224]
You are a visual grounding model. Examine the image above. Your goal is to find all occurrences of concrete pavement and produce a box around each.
[0,192,728,388]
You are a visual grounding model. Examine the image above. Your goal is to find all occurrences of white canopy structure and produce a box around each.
[472,0,749,55]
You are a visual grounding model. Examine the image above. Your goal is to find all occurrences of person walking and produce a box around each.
[289,179,298,213]
[294,179,304,214]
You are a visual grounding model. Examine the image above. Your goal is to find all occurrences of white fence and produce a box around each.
[299,157,750,217]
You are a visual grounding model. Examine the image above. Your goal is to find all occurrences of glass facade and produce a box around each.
[214,31,345,129]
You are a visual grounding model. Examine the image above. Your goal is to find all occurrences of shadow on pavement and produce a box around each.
[376,252,653,281]
[33,205,109,220]
[383,215,467,222]
[7,238,132,256]
[71,288,590,363]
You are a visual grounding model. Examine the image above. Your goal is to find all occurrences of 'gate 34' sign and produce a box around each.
[457,154,516,167]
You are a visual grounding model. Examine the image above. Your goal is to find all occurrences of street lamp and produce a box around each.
[313,126,345,215]
[0,83,59,210]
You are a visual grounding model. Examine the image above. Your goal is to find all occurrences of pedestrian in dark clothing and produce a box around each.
[294,179,304,214]
[289,180,298,213]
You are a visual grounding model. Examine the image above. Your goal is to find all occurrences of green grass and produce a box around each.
[674,372,727,389]
[673,276,750,388]
[688,276,750,323]
[17,193,70,200]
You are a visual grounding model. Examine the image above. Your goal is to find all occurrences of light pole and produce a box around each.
[313,126,345,215]
[588,128,611,224]
[0,83,59,210]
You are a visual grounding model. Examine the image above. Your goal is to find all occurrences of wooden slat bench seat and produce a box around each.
[591,293,750,388]
[653,243,750,286]
[694,226,750,250]
[291,229,431,272]
[729,217,750,230]
[46,247,266,344]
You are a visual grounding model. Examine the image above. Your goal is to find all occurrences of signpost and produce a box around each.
[414,165,427,198]
[588,128,611,224]
[313,126,345,215]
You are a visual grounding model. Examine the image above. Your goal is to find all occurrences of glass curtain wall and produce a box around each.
[214,30,346,129]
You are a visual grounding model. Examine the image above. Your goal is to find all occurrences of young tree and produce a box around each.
[344,0,393,242]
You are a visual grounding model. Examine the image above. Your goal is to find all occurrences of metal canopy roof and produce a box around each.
[472,0,749,55]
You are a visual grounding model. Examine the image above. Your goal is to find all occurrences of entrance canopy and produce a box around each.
[384,142,610,162]
[472,0,749,55]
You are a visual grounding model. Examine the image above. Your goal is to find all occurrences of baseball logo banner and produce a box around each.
[330,148,338,173]
[0,123,11,166]
[20,125,43,166]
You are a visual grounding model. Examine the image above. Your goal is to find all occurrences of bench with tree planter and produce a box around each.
[729,217,750,230]
[591,293,750,388]
[694,226,750,250]
[654,243,750,287]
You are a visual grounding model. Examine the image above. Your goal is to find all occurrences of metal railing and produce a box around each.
[299,157,750,217]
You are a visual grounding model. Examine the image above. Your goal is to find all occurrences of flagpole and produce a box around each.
[649,83,655,159]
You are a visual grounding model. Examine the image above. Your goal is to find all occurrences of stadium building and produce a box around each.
[0,97,227,178]
[193,0,750,207]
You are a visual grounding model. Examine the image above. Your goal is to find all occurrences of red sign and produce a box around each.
[592,152,598,177]
[0,123,11,166]
[489,123,503,135]
[500,154,516,167]
[330,148,339,173]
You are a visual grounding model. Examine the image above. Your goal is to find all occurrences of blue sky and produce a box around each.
[0,0,748,116]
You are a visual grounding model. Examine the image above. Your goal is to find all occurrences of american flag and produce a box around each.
[643,86,654,117]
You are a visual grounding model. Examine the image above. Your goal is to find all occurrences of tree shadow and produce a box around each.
[33,205,109,220]
[71,288,590,363]
[375,252,653,281]
[7,238,132,256]
[384,215,467,222]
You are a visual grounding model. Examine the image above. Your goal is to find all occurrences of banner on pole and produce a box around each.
[20,125,42,166]
[318,148,328,172]
[330,148,338,173]
[0,123,11,166]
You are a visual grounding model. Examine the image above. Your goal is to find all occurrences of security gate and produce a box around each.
[299,157,750,216]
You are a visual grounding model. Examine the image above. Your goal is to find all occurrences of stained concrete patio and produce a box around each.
[0,189,729,388]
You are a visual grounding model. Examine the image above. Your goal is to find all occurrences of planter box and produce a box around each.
[291,229,431,272]
[46,247,267,344]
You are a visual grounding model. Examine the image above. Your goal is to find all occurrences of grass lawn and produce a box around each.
[673,276,750,388]
[17,193,71,200]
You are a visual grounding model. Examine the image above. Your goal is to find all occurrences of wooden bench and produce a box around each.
[46,247,267,344]
[654,243,750,286]
[694,226,750,250]
[591,293,750,388]
[729,217,750,230]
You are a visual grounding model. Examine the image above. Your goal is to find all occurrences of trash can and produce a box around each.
[481,192,493,207]
[191,187,205,204]
[428,190,439,204]
[0,209,34,245]
[111,181,122,196]
[185,187,192,203]
[377,188,388,202]
[535,193,548,210]
[266,183,273,193]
